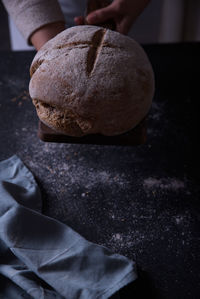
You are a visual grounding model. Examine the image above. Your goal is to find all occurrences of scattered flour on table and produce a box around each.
[149,102,165,121]
[110,232,146,248]
[63,168,129,190]
[175,215,184,225]
[112,233,123,242]
[22,139,130,192]
[143,177,186,191]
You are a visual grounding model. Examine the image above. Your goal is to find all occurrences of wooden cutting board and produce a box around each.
[37,0,148,145]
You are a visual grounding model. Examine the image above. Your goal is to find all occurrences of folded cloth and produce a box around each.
[0,155,137,299]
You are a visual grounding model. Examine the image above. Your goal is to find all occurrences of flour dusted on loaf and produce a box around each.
[29,25,154,136]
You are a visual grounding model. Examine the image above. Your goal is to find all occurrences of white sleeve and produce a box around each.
[2,0,65,45]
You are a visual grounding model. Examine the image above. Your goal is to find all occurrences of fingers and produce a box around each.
[84,1,133,35]
[116,16,133,35]
[86,5,115,25]
[75,0,146,35]
[74,16,85,26]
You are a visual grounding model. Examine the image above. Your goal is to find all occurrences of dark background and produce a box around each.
[0,1,10,50]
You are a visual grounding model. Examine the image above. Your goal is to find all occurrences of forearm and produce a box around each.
[30,22,65,50]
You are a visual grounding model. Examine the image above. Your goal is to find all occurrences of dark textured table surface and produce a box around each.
[0,43,199,299]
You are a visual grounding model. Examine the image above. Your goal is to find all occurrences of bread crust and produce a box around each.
[29,25,154,136]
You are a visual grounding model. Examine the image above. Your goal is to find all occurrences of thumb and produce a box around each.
[86,6,115,24]
[117,16,133,35]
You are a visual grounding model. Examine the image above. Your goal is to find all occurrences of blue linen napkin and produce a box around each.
[0,155,137,298]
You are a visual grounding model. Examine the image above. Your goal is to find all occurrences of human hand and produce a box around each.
[74,0,150,35]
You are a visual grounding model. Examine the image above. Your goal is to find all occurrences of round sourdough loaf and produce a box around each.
[29,25,154,136]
